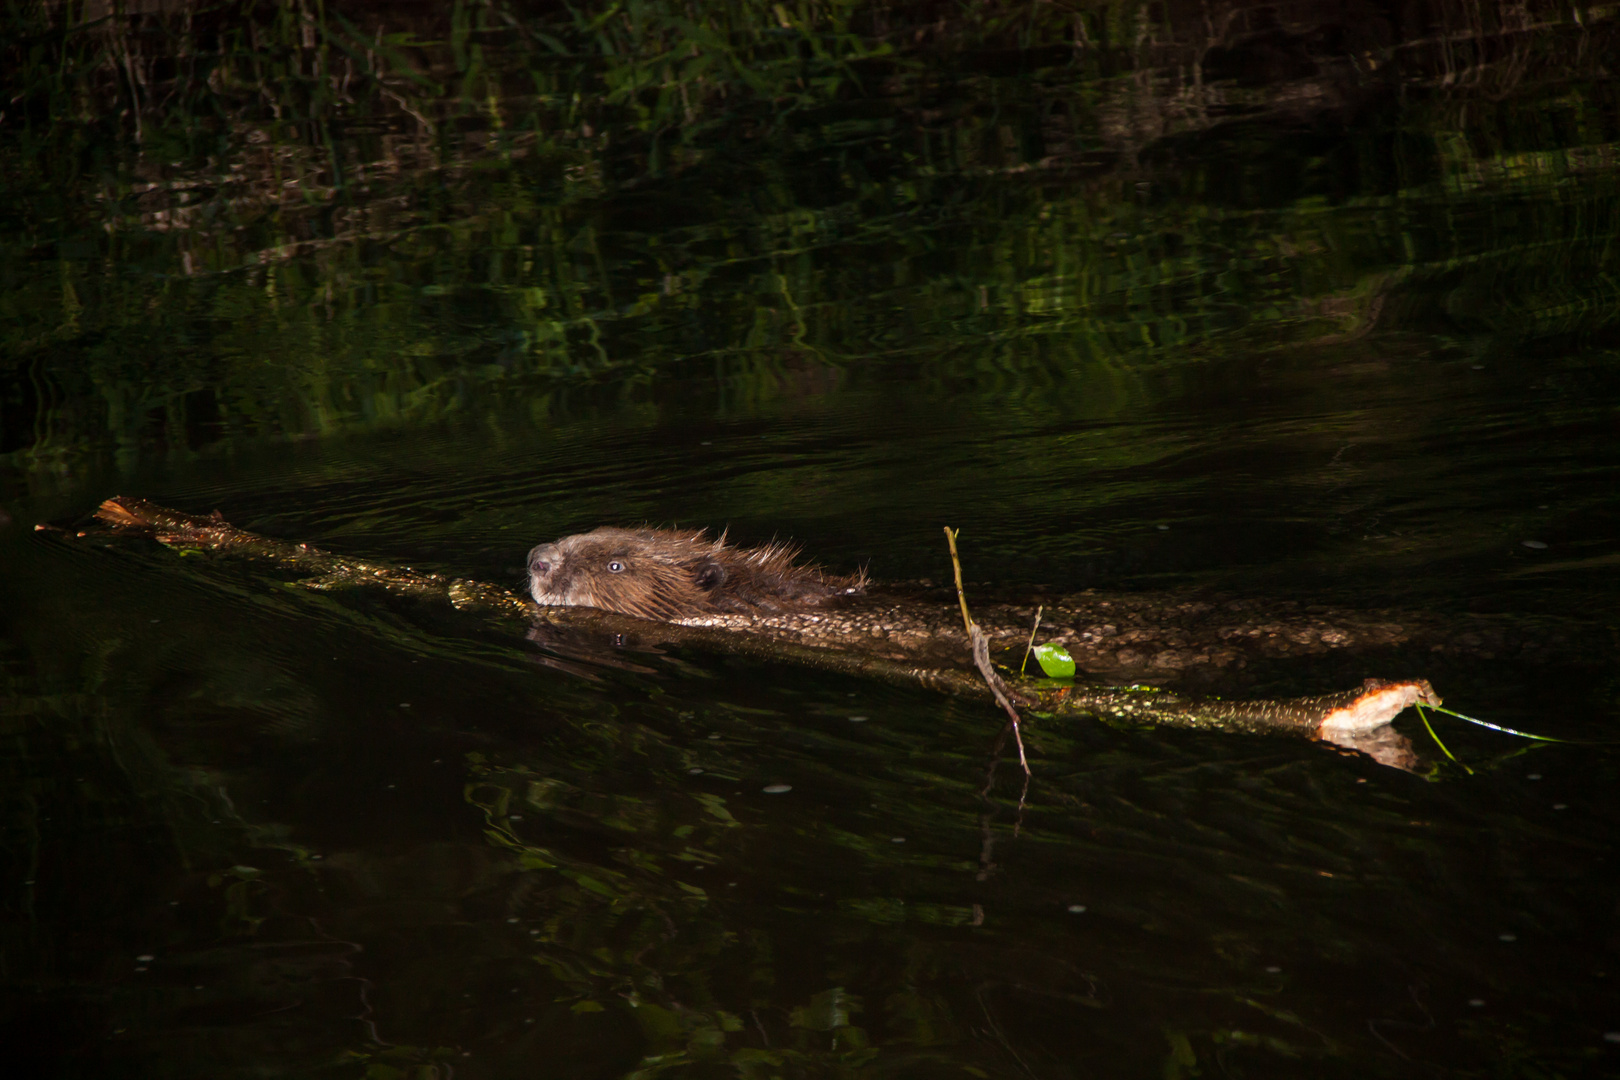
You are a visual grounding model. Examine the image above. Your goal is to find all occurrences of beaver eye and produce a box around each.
[607,560,625,573]
[530,559,551,575]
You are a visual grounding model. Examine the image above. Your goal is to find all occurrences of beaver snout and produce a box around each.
[526,542,567,607]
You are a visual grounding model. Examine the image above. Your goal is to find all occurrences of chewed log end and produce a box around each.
[1317,678,1441,738]
[96,497,151,528]
[94,496,220,534]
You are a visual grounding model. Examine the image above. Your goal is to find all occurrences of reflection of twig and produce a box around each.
[975,982,1039,1079]
[750,1009,771,1047]
[976,746,1001,882]
[348,976,387,1045]
[1368,983,1435,1061]
[378,84,437,135]
[976,693,1031,890]
[119,36,144,143]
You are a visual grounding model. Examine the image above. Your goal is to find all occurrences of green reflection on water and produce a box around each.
[5,0,1620,489]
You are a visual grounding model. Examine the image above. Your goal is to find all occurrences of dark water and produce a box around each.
[4,3,1620,1077]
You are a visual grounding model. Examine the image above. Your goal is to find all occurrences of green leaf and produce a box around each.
[1033,643,1075,679]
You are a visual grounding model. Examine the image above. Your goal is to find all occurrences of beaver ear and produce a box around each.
[691,559,726,592]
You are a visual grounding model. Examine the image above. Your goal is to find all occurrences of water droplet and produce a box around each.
[891,837,906,843]
[763,784,791,794]
[1156,524,1170,531]
[1527,773,1542,780]
[1604,1032,1620,1043]
[848,715,868,722]
[1554,803,1568,810]
[1468,999,1485,1007]
[1499,933,1518,942]
[1521,540,1548,549]
[1067,904,1086,913]
[136,955,155,962]
[688,768,704,774]
[1264,966,1281,973]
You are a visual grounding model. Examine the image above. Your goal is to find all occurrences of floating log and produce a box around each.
[71,496,1441,767]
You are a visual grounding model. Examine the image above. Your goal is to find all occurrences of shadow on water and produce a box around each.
[3,2,1620,1077]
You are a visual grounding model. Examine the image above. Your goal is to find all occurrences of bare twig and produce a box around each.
[945,526,1030,776]
[971,624,1030,775]
[1019,605,1043,676]
[943,526,973,636]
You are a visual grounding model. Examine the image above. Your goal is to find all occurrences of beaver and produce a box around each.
[526,527,866,621]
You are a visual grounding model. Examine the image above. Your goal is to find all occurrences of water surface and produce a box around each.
[3,3,1619,1077]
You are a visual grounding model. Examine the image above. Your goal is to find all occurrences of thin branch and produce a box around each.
[1019,605,1043,676]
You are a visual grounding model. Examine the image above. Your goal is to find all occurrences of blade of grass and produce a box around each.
[1416,703,1473,774]
[1427,705,1573,743]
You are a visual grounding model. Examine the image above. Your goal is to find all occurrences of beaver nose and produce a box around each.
[527,543,559,576]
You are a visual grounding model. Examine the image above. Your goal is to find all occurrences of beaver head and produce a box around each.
[526,526,863,621]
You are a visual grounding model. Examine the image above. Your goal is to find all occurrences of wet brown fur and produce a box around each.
[526,526,865,621]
